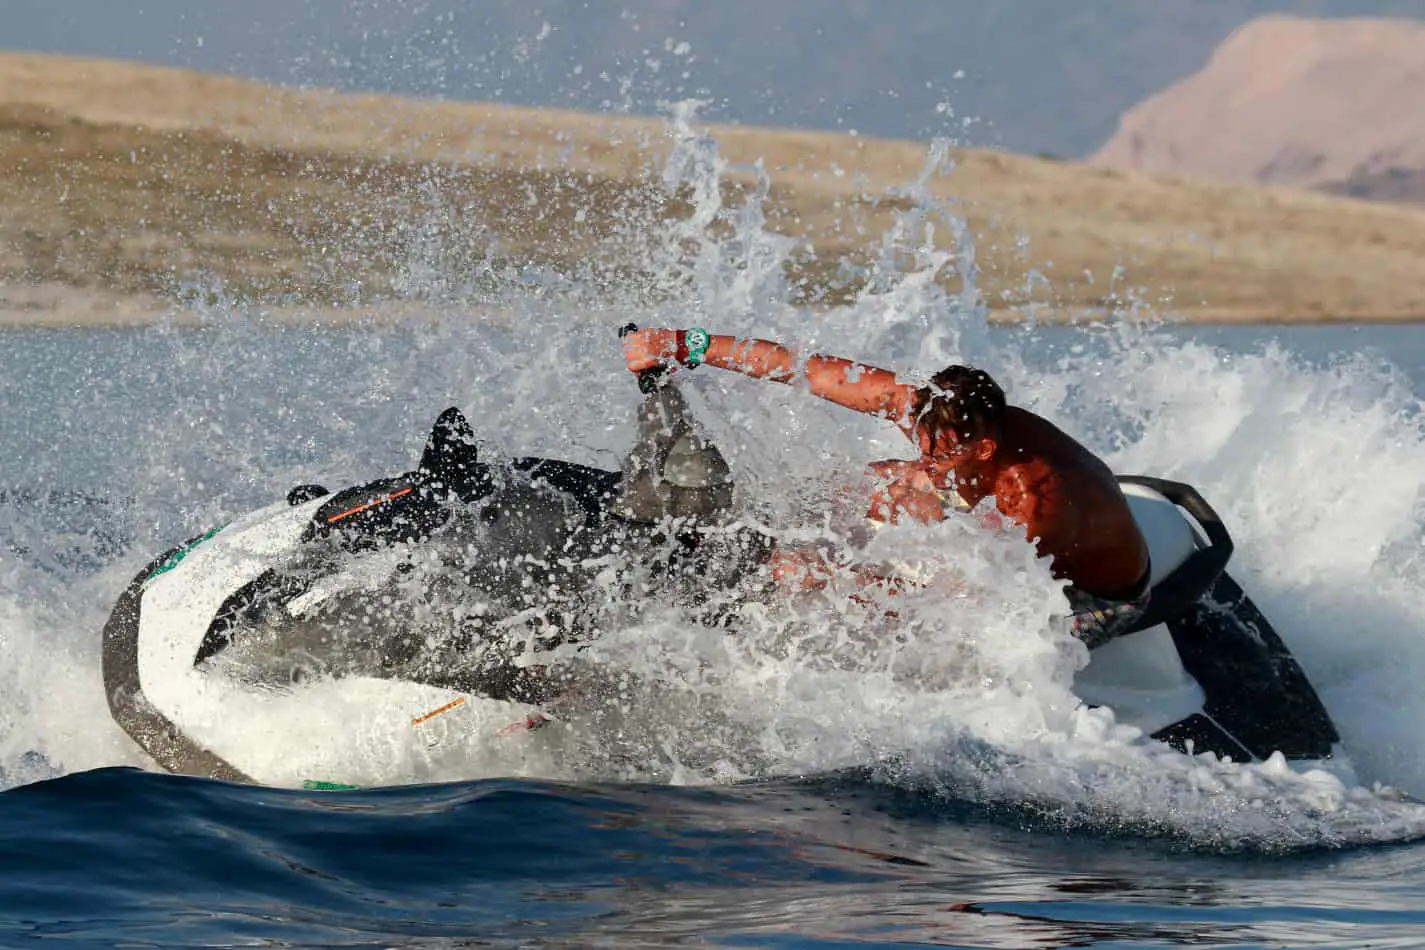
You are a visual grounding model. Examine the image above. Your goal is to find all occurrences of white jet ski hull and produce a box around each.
[102,417,1347,787]
[104,498,561,788]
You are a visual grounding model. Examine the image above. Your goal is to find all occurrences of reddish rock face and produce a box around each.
[1088,15,1425,202]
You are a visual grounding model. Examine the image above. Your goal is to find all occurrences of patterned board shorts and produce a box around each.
[1065,585,1152,650]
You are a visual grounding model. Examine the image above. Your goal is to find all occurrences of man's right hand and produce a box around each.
[622,328,679,374]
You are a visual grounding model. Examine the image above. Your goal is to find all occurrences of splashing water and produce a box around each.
[4,105,1425,851]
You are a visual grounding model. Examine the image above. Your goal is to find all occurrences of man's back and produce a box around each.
[987,407,1149,596]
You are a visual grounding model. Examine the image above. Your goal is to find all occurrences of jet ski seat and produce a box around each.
[296,407,493,551]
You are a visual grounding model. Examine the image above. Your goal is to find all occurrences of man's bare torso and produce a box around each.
[867,407,1150,596]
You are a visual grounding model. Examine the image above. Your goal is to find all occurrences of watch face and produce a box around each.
[686,328,710,351]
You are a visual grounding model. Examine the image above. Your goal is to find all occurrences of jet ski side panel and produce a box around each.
[102,549,255,782]
[106,494,554,786]
[126,500,322,780]
[104,493,345,779]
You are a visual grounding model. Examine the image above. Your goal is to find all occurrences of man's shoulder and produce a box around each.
[1004,405,1081,443]
[1004,409,1109,468]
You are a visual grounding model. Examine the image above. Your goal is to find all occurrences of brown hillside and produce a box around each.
[5,51,1425,324]
[1090,15,1425,202]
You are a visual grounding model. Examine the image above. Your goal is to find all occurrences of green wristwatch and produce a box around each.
[684,327,710,366]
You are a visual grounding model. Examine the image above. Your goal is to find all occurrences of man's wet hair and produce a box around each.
[913,365,1006,444]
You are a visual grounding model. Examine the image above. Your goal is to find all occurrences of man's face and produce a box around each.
[918,426,993,485]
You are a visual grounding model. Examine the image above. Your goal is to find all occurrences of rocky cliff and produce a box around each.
[1089,15,1425,202]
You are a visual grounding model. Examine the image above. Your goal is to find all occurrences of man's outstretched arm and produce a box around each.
[624,328,919,426]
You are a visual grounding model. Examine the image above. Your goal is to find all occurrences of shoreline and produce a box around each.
[6,53,1425,327]
[3,285,1423,330]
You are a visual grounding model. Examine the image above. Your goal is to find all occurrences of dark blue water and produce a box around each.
[6,318,1425,947]
[6,767,1425,948]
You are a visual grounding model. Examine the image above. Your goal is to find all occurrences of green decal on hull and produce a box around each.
[144,523,227,584]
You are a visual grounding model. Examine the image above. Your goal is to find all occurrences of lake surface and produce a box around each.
[4,306,1425,947]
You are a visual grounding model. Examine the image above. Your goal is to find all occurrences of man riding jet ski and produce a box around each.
[619,326,1343,767]
[102,330,1345,787]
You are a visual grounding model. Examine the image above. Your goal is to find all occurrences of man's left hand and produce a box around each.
[622,328,678,373]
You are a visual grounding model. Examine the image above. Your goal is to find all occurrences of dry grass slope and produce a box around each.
[4,51,1425,324]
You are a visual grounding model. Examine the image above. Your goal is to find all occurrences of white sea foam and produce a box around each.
[4,107,1425,848]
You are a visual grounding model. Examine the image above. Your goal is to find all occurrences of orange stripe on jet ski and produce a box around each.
[324,486,413,524]
[410,696,465,726]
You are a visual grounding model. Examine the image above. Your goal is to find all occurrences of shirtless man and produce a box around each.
[621,326,1153,646]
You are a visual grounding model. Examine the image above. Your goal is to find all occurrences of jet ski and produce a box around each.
[102,381,770,788]
[102,388,1345,789]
